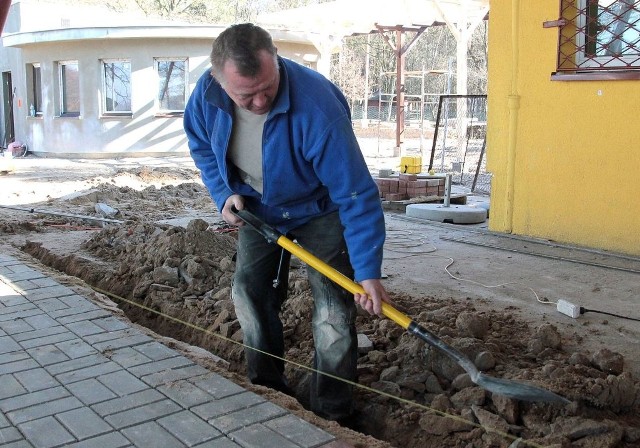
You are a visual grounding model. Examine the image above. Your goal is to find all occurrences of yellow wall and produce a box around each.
[486,0,640,256]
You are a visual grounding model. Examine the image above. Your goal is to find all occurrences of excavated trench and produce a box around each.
[19,203,640,448]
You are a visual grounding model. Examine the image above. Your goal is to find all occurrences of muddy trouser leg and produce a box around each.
[232,224,291,392]
[292,212,357,421]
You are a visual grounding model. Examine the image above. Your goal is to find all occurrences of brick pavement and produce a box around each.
[0,254,349,448]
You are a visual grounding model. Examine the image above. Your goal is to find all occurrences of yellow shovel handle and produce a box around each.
[276,236,413,329]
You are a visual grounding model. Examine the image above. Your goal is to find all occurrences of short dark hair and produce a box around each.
[210,23,277,82]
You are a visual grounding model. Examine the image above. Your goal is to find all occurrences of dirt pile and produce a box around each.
[21,205,640,448]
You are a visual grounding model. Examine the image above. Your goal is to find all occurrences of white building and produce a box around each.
[0,0,321,157]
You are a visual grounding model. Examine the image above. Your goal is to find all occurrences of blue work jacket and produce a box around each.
[183,56,385,281]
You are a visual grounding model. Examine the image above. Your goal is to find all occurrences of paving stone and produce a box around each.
[0,319,34,335]
[193,437,243,447]
[209,401,288,434]
[133,341,177,361]
[18,416,76,448]
[36,297,69,313]
[0,427,23,444]
[91,388,165,417]
[66,320,107,337]
[55,360,122,385]
[25,285,74,300]
[45,353,110,376]
[56,339,98,359]
[0,357,39,375]
[0,375,27,400]
[157,380,214,409]
[105,399,182,429]
[121,421,184,447]
[14,368,59,392]
[59,295,99,309]
[98,370,149,396]
[57,309,112,324]
[65,431,131,448]
[192,392,264,421]
[190,373,245,399]
[57,407,114,440]
[19,330,78,349]
[92,317,130,332]
[2,442,38,448]
[264,414,336,448]
[0,336,23,354]
[157,410,221,446]
[30,277,61,288]
[66,378,118,405]
[0,386,70,413]
[13,325,71,343]
[128,356,194,377]
[0,410,9,427]
[0,295,31,307]
[26,344,70,366]
[0,307,42,323]
[229,424,301,448]
[92,334,153,352]
[108,347,152,368]
[3,270,46,283]
[11,280,41,291]
[84,329,140,345]
[8,396,84,425]
[141,364,209,387]
[23,314,59,329]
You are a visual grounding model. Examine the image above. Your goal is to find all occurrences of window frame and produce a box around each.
[101,58,132,117]
[57,60,80,117]
[29,63,43,117]
[154,57,188,116]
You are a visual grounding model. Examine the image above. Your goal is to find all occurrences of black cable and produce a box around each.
[580,307,640,322]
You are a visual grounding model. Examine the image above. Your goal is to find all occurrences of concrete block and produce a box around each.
[98,370,148,396]
[190,374,246,399]
[192,391,264,421]
[15,368,58,392]
[229,424,300,448]
[8,396,83,424]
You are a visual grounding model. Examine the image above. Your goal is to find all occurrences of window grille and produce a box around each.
[556,0,640,72]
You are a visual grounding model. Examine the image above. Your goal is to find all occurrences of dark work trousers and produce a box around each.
[231,211,357,420]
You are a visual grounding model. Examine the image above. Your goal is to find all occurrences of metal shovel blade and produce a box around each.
[408,322,570,404]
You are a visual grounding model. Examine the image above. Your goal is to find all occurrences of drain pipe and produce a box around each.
[504,0,521,233]
[0,205,124,224]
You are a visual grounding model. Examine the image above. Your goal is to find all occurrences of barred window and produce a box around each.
[555,0,640,76]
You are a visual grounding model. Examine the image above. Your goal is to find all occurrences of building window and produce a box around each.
[102,60,132,115]
[555,0,640,75]
[29,63,42,116]
[155,58,187,113]
[58,61,80,117]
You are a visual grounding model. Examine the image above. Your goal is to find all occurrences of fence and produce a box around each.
[353,94,490,195]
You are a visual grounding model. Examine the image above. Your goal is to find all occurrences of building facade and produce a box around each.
[0,0,321,157]
[486,0,640,256]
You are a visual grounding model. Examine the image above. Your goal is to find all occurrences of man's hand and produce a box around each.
[221,195,245,226]
[354,278,390,316]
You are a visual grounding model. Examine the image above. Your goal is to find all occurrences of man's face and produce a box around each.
[221,50,280,115]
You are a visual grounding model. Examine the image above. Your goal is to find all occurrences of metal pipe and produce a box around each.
[444,173,452,207]
[0,205,124,224]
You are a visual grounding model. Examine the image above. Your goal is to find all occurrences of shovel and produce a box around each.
[231,207,570,405]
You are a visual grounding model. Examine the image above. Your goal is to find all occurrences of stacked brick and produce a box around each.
[375,173,446,201]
